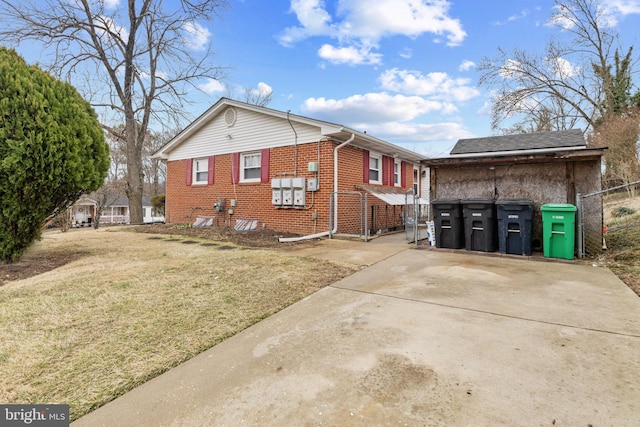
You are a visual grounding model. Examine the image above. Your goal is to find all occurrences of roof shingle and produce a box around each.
[450,129,586,155]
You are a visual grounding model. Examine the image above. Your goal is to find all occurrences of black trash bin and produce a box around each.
[462,198,497,252]
[496,199,534,256]
[431,199,464,249]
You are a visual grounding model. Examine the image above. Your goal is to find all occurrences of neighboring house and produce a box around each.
[70,196,96,227]
[423,129,606,254]
[70,195,164,226]
[152,98,424,237]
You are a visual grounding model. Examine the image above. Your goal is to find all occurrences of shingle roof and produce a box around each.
[450,129,586,156]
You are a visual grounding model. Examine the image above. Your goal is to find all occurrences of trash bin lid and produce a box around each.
[495,198,534,206]
[432,198,461,205]
[462,197,495,204]
[462,198,495,206]
[540,203,576,212]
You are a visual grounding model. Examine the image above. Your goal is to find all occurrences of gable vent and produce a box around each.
[224,107,237,127]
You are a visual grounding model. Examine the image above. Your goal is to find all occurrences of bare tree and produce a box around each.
[90,180,127,229]
[242,83,273,107]
[0,0,228,223]
[144,129,174,195]
[478,0,634,133]
[224,82,274,107]
[589,109,640,190]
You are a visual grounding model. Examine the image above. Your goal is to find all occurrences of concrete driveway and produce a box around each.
[73,239,640,426]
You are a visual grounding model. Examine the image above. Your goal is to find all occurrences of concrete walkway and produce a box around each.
[73,237,640,426]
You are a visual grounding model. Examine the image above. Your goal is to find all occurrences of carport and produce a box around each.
[423,129,605,253]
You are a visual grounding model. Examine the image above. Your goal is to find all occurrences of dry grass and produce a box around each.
[0,229,356,421]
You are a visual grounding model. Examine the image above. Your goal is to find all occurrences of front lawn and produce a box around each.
[0,229,356,421]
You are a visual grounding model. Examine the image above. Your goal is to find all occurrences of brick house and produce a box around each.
[153,98,424,238]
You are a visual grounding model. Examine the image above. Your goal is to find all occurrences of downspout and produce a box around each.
[286,110,298,176]
[332,133,356,235]
[278,132,355,242]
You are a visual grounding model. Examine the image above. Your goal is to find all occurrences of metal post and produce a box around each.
[364,193,369,242]
[329,193,334,239]
[576,192,584,258]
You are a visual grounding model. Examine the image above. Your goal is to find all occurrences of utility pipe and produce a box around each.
[332,133,355,235]
[278,133,355,243]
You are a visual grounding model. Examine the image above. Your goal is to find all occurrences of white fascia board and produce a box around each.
[448,145,586,158]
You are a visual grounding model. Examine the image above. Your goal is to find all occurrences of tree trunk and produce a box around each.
[126,120,145,224]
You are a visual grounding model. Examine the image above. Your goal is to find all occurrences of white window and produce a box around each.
[394,160,401,186]
[241,152,261,182]
[413,167,419,195]
[369,154,381,184]
[193,158,208,184]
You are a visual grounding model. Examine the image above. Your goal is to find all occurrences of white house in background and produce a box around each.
[70,195,164,226]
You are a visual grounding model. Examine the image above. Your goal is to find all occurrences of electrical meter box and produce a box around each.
[308,162,319,172]
[292,177,306,206]
[307,178,318,192]
[271,178,282,206]
[214,198,226,212]
[281,178,293,206]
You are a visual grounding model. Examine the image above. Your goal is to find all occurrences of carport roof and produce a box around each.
[422,146,605,168]
[356,185,415,205]
[450,129,586,157]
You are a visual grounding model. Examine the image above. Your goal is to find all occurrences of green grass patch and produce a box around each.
[0,229,356,421]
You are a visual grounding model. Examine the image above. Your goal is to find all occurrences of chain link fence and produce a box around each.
[579,180,640,257]
[404,190,430,243]
[329,191,366,238]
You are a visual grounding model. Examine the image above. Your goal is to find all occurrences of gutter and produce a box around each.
[448,145,586,159]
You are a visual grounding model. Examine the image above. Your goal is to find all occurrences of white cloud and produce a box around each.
[333,0,466,46]
[608,0,640,15]
[318,44,382,65]
[493,9,530,26]
[252,82,273,97]
[96,15,128,41]
[549,56,579,78]
[458,60,475,71]
[183,21,211,51]
[379,68,479,102]
[199,78,225,94]
[279,0,334,46]
[104,0,120,9]
[302,92,450,123]
[546,1,640,30]
[279,0,466,64]
[499,58,522,79]
[399,47,412,59]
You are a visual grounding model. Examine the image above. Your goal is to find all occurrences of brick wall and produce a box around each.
[165,140,415,236]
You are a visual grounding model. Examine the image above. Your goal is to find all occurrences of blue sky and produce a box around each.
[197,0,640,156]
[10,0,640,157]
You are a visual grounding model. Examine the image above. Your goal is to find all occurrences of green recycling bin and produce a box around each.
[541,204,577,260]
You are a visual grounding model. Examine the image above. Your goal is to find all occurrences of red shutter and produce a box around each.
[382,156,390,186]
[260,148,270,183]
[401,161,407,187]
[185,159,193,186]
[207,155,215,185]
[363,150,370,183]
[231,152,240,184]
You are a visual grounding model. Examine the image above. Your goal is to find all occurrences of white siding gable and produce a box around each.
[167,107,323,161]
